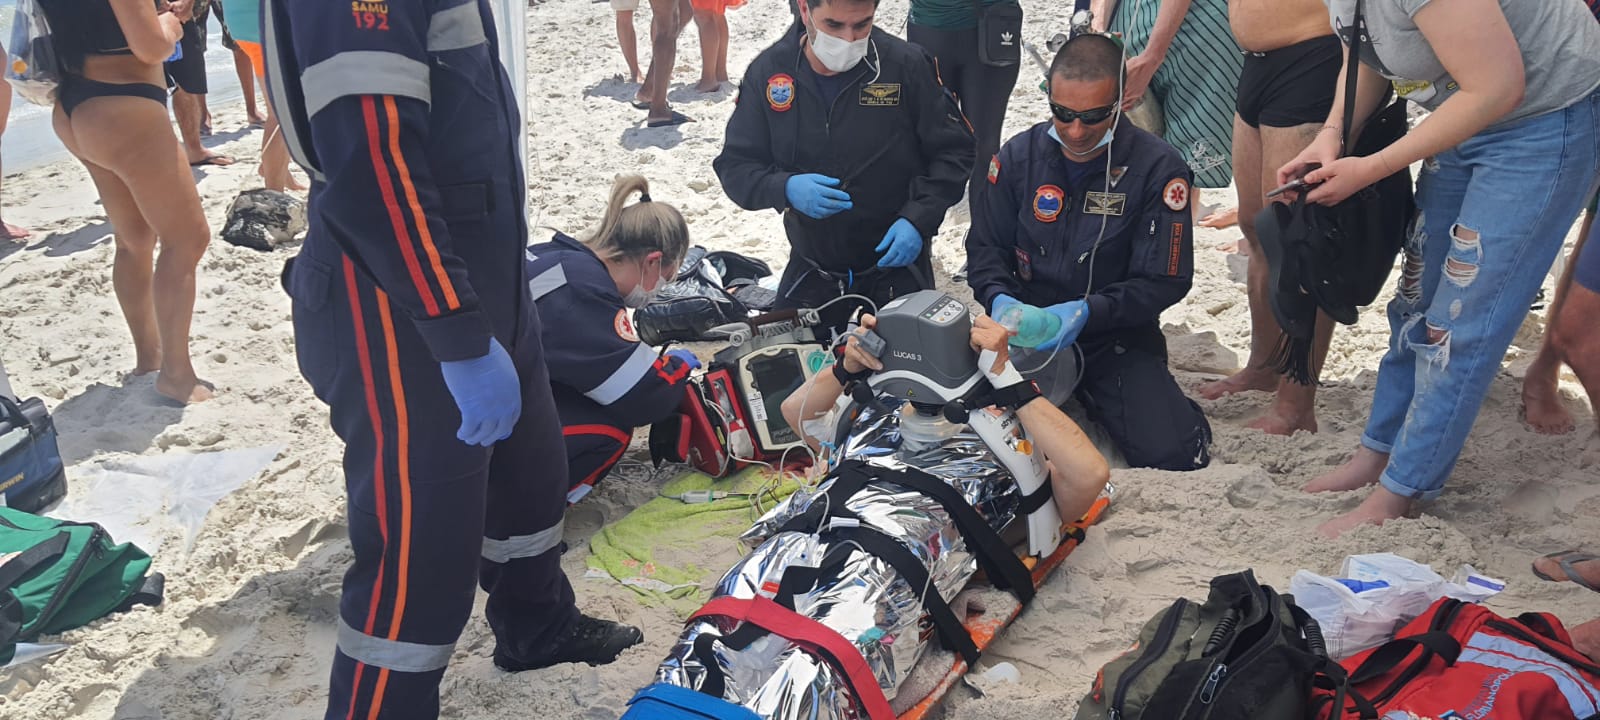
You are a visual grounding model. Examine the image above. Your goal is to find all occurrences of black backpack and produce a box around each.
[1075,570,1340,720]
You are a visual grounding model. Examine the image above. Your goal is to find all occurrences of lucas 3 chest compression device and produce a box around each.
[866,292,984,404]
[864,291,1064,557]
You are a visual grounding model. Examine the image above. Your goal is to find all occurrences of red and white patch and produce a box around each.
[1163,178,1190,212]
[614,309,640,342]
[987,155,1000,185]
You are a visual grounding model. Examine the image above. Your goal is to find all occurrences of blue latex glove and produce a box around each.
[990,293,1021,319]
[1035,300,1090,352]
[874,218,923,268]
[665,348,701,371]
[439,338,522,447]
[785,174,853,219]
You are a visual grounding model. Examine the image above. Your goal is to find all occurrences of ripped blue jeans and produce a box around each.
[1362,90,1600,501]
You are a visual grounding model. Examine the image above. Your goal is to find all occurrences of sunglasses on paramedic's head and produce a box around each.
[1049,102,1117,125]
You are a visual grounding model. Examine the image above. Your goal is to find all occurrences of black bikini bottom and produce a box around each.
[60,76,167,117]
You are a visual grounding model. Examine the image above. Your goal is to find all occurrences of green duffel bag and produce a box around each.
[1075,570,1338,720]
[0,506,164,664]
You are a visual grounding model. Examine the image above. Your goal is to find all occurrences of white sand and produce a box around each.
[1,0,1598,717]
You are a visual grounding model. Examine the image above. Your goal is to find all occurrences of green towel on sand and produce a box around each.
[586,467,800,612]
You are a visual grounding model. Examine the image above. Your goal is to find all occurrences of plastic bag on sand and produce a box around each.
[1290,553,1506,660]
[51,446,284,556]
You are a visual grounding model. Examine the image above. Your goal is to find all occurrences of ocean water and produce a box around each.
[1,2,247,173]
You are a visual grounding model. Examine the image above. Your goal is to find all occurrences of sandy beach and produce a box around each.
[1,0,1598,717]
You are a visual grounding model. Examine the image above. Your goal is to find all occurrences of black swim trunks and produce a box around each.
[1236,34,1341,129]
[164,20,207,95]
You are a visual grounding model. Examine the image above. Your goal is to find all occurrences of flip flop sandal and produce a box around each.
[1532,550,1600,592]
[630,100,651,110]
[190,155,237,167]
[645,111,693,128]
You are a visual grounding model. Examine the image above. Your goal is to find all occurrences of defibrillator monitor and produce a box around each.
[735,345,826,453]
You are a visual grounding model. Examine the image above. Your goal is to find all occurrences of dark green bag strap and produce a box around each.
[0,532,70,590]
[116,572,166,612]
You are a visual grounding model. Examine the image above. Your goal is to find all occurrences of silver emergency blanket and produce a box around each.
[652,405,1021,719]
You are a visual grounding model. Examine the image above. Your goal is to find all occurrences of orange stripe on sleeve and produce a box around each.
[361,96,442,317]
[383,96,461,311]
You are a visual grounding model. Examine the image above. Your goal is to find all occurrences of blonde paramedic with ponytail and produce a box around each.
[525,175,698,504]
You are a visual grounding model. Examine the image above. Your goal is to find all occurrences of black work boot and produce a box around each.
[493,613,644,671]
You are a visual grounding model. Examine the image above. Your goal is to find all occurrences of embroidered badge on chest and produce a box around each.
[1084,191,1126,216]
[767,73,795,112]
[1033,184,1065,223]
[860,83,901,107]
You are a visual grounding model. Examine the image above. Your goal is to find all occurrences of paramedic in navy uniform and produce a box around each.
[262,0,644,715]
[525,175,700,504]
[966,34,1212,472]
[713,0,975,332]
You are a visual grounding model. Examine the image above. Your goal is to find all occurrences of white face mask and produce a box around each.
[1049,123,1115,158]
[622,258,668,309]
[810,25,870,73]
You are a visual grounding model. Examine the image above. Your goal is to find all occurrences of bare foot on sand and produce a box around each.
[263,167,309,193]
[156,373,216,404]
[1304,445,1388,493]
[1247,406,1318,436]
[1317,487,1411,538]
[695,79,721,93]
[1572,619,1600,663]
[1522,382,1576,435]
[1199,367,1278,400]
[1,221,30,240]
[1198,206,1239,229]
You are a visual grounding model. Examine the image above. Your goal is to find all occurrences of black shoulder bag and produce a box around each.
[1264,0,1415,383]
[969,0,1022,67]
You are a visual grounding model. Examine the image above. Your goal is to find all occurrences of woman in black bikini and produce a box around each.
[41,0,215,403]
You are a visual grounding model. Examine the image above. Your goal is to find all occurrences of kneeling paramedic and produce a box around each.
[263,0,643,715]
[965,34,1212,471]
[526,175,700,504]
[713,0,975,333]
[782,312,1112,527]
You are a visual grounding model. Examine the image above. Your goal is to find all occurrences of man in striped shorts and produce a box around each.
[1092,0,1242,224]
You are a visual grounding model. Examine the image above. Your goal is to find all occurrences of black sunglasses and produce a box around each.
[1049,102,1117,126]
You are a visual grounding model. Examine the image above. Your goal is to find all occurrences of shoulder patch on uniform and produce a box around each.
[615,308,640,342]
[987,155,1000,185]
[767,73,795,112]
[1168,223,1184,276]
[1163,178,1190,212]
[1033,184,1065,223]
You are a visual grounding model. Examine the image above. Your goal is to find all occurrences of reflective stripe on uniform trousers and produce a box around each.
[526,264,568,301]
[1461,632,1600,717]
[481,518,565,563]
[337,620,456,674]
[585,344,659,405]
